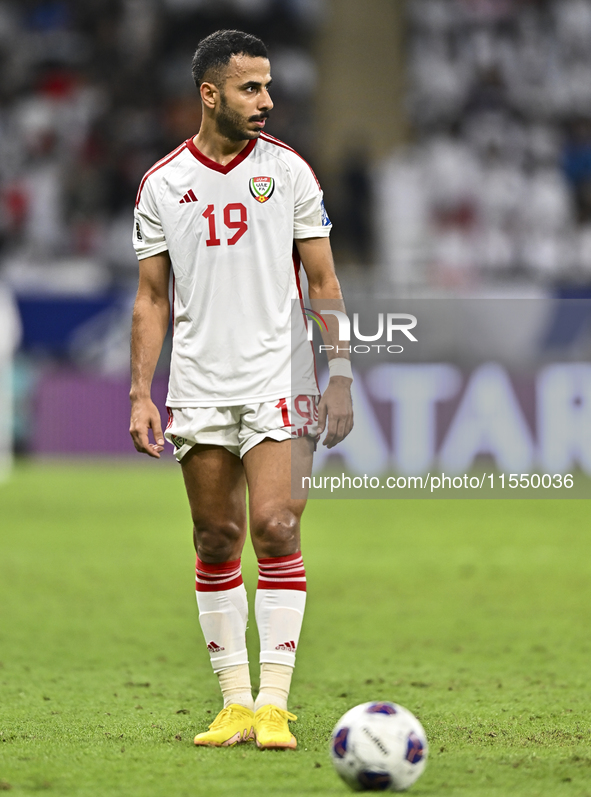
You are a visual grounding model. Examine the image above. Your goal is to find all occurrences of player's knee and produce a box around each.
[193,519,244,562]
[251,510,299,557]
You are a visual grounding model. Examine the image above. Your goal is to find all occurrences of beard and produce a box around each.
[215,92,267,141]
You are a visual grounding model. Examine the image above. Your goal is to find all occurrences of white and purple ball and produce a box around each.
[330,702,428,792]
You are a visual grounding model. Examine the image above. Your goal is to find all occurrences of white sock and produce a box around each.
[195,557,252,707]
[218,664,254,710]
[255,553,306,708]
[255,663,293,712]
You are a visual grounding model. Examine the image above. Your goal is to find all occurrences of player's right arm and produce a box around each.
[129,251,171,458]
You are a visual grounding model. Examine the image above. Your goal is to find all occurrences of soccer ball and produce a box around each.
[329,702,428,792]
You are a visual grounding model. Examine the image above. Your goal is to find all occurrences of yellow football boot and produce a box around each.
[254,705,297,749]
[194,704,255,747]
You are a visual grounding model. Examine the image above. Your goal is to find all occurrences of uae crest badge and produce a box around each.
[249,175,275,203]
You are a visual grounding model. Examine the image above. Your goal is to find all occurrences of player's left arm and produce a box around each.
[296,236,353,449]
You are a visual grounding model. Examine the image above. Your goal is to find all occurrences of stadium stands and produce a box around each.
[378,0,591,288]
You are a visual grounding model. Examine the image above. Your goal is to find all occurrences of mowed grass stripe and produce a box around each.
[1,463,590,796]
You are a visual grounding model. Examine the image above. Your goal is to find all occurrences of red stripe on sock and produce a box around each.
[196,557,241,573]
[195,557,243,592]
[257,553,307,591]
[196,578,243,592]
[257,552,303,566]
[257,580,307,591]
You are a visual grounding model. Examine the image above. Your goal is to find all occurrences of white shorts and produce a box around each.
[165,395,320,461]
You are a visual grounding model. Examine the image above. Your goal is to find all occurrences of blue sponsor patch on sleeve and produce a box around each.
[321,200,331,227]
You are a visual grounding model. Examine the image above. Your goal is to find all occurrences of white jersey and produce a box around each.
[133,133,331,407]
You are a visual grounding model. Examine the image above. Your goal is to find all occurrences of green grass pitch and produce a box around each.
[1,462,590,797]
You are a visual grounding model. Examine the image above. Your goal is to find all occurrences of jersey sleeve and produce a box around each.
[292,158,332,239]
[132,176,168,260]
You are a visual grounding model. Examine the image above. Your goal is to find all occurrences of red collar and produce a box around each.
[185,136,257,174]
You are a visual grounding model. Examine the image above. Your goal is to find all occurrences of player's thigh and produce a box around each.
[181,444,248,554]
[242,436,314,553]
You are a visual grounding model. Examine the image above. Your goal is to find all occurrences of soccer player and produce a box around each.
[129,30,353,750]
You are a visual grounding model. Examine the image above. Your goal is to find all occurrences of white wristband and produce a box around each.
[328,357,353,380]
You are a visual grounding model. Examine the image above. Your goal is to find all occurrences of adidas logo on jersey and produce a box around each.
[275,640,296,651]
[207,641,225,653]
[179,189,198,204]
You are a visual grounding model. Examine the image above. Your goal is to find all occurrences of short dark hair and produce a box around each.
[191,30,268,89]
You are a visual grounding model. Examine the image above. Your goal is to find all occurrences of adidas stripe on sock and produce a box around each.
[195,557,253,709]
[195,557,250,673]
[255,553,307,669]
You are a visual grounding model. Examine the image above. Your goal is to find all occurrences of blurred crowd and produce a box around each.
[379,0,591,288]
[0,0,323,293]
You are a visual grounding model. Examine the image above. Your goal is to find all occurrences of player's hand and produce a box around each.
[129,397,165,458]
[317,376,353,449]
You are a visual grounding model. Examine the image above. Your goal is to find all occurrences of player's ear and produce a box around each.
[200,81,218,110]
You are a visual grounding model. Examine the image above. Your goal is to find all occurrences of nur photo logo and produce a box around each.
[304,309,418,354]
